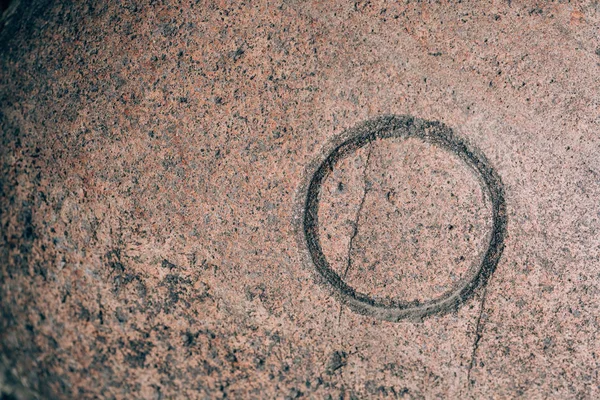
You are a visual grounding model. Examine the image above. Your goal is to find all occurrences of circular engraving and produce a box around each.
[302,116,507,321]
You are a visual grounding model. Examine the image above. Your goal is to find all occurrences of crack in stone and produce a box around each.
[338,142,373,327]
[342,143,373,280]
[467,286,488,388]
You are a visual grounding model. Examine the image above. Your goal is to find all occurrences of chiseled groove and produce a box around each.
[303,115,507,322]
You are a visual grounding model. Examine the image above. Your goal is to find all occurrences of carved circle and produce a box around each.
[302,116,507,321]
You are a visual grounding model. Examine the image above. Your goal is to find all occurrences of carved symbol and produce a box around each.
[302,116,507,321]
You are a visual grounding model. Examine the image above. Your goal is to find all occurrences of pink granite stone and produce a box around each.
[1,1,599,399]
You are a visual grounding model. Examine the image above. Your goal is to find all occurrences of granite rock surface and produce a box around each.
[1,0,600,398]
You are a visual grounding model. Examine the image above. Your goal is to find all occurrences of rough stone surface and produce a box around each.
[318,136,493,304]
[1,0,600,399]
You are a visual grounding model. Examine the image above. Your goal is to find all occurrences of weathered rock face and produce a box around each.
[1,1,599,398]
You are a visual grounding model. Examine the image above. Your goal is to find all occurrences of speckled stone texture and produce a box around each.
[1,1,600,399]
